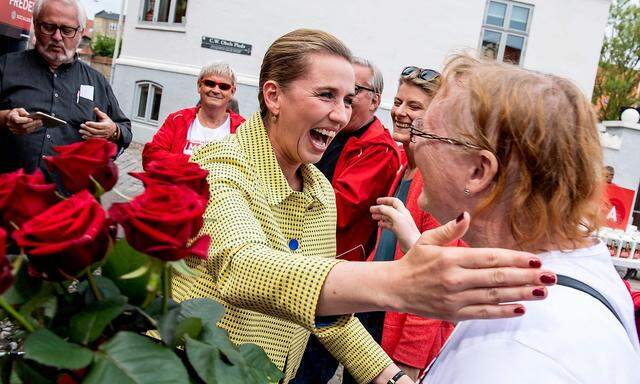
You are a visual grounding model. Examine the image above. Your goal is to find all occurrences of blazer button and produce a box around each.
[288,238,299,251]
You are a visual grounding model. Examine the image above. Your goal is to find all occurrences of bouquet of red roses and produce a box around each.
[0,139,282,384]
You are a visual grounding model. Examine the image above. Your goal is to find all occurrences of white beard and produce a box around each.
[36,41,76,67]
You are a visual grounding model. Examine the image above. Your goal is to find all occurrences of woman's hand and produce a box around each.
[386,212,555,321]
[317,212,554,321]
[370,197,420,253]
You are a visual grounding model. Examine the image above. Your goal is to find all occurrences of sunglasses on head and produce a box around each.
[201,79,232,91]
[401,66,440,81]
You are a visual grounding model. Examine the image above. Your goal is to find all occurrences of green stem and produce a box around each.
[86,271,103,301]
[162,264,171,315]
[0,298,34,333]
[11,253,25,276]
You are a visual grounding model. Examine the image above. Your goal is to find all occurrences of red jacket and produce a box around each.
[142,106,244,170]
[332,117,401,261]
[367,165,463,370]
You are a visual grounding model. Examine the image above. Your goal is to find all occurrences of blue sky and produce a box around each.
[79,0,123,19]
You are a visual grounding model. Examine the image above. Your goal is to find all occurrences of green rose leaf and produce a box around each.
[101,239,151,305]
[168,259,199,277]
[78,276,122,304]
[175,317,202,344]
[2,260,43,306]
[157,307,181,349]
[185,336,244,384]
[239,343,283,383]
[83,331,189,384]
[198,325,242,364]
[69,295,127,345]
[13,358,56,384]
[23,329,93,370]
[178,298,224,328]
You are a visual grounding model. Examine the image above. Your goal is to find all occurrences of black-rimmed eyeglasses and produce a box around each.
[355,84,376,95]
[409,118,483,150]
[401,66,440,82]
[35,22,83,38]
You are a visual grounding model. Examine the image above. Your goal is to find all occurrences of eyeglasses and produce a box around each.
[355,84,376,95]
[35,22,82,38]
[409,118,483,150]
[201,79,232,91]
[401,66,440,82]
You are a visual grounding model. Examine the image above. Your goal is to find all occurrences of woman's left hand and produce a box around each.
[370,197,420,253]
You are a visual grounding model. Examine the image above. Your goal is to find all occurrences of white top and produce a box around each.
[183,113,231,155]
[423,240,640,384]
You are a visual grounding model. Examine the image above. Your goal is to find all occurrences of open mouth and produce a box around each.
[394,120,412,130]
[309,128,336,150]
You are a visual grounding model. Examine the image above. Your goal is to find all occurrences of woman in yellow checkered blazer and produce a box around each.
[172,29,557,384]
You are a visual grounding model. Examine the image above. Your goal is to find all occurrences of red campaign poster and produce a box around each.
[0,0,34,32]
[604,184,636,230]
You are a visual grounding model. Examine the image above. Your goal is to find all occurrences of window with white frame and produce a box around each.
[134,82,162,123]
[109,23,118,31]
[140,0,188,24]
[479,0,533,65]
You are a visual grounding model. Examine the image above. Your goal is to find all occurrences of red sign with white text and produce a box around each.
[604,184,636,230]
[0,0,34,32]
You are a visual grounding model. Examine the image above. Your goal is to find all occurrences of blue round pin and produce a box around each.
[288,238,299,251]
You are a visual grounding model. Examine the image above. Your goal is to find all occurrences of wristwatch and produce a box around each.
[109,125,120,142]
[388,370,406,384]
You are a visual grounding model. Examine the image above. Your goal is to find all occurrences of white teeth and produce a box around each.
[395,121,411,129]
[312,128,336,138]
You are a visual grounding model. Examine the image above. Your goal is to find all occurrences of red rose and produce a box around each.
[45,138,118,194]
[12,191,111,279]
[109,184,210,261]
[0,169,58,232]
[131,159,210,200]
[0,227,13,294]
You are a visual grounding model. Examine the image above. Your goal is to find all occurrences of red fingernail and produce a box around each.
[529,259,541,268]
[514,307,525,314]
[540,274,556,284]
[456,212,464,223]
[532,288,545,297]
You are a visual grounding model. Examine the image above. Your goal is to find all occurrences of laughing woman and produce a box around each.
[172,30,557,384]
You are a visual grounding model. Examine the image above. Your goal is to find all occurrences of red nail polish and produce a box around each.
[532,288,545,297]
[529,259,541,268]
[456,212,464,223]
[540,274,556,285]
[514,307,525,314]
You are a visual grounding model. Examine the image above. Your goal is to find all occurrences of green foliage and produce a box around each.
[23,329,94,370]
[0,239,283,384]
[102,239,152,305]
[92,34,116,58]
[592,0,640,120]
[84,332,189,384]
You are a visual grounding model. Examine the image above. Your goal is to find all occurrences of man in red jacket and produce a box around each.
[293,57,401,384]
[315,57,401,261]
[142,62,245,169]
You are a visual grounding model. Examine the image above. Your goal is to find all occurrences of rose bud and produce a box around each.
[109,184,210,262]
[130,159,210,200]
[45,138,118,194]
[0,169,58,232]
[12,191,111,279]
[0,227,13,294]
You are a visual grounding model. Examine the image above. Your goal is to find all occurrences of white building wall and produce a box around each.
[113,0,611,142]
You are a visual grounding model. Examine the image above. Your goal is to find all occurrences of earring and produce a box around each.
[463,187,470,196]
[271,114,278,123]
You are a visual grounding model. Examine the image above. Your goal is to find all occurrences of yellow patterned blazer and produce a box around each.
[172,112,391,383]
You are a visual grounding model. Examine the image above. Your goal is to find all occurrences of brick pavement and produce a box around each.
[101,141,145,211]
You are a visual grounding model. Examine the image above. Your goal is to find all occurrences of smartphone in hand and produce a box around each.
[26,111,67,127]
